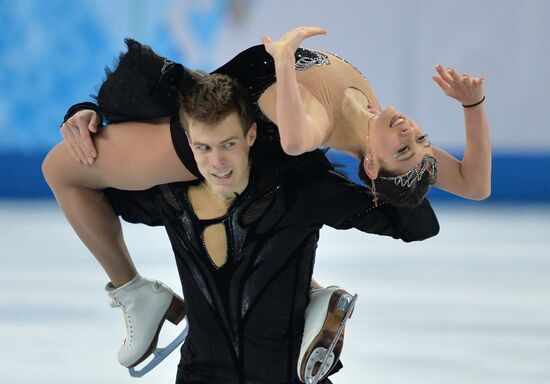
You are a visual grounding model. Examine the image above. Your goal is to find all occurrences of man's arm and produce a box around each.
[300,169,439,242]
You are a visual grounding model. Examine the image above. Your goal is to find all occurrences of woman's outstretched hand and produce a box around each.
[433,65,485,107]
[60,109,100,164]
[261,26,327,61]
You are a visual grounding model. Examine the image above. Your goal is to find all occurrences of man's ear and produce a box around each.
[182,115,193,145]
[363,156,379,180]
[247,122,257,146]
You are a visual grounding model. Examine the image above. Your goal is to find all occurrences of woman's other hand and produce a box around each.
[433,65,485,107]
[60,109,100,164]
[261,26,327,61]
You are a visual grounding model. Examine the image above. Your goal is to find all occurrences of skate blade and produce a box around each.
[128,324,188,378]
[305,293,358,384]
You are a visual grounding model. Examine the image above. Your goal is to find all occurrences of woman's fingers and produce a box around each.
[295,26,327,40]
[432,76,451,94]
[62,123,88,164]
[86,113,99,158]
[447,67,464,83]
[71,124,93,164]
[435,64,454,84]
[435,65,485,105]
[289,26,326,47]
[80,122,97,159]
[59,125,81,163]
[266,26,326,48]
[464,75,474,88]
[88,112,99,133]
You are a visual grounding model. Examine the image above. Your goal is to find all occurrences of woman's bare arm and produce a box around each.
[261,26,331,155]
[432,65,491,200]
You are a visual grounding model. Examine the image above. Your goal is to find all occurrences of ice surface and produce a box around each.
[1,201,549,383]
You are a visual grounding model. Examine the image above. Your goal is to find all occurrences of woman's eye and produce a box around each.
[395,145,409,158]
[197,145,210,151]
[416,134,429,143]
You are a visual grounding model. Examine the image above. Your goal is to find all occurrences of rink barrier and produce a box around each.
[0,151,549,201]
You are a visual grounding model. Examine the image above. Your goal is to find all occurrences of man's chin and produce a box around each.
[205,178,234,196]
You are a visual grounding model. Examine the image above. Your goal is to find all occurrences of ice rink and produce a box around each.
[2,201,549,383]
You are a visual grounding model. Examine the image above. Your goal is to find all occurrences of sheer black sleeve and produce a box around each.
[62,102,104,126]
[299,170,440,242]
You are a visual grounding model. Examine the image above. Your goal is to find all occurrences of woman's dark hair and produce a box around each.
[357,157,437,208]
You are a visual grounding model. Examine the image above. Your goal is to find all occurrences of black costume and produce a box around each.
[105,150,438,384]
[66,41,440,383]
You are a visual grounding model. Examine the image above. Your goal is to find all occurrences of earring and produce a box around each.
[370,178,379,207]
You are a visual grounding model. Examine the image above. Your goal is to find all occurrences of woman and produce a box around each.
[59,26,490,207]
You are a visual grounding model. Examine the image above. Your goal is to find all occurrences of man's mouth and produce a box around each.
[211,170,233,180]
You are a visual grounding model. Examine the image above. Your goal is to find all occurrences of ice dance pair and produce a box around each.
[44,25,488,383]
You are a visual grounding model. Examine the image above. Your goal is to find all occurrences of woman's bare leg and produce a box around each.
[42,121,196,287]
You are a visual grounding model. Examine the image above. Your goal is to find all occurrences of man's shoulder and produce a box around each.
[250,149,361,202]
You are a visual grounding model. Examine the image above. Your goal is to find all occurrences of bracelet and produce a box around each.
[462,96,485,108]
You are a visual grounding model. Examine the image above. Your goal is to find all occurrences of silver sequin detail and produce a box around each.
[379,155,438,188]
[294,50,330,71]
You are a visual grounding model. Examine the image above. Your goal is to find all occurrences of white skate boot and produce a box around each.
[106,274,187,376]
[297,286,358,384]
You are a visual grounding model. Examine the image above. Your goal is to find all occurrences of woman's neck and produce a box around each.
[328,88,371,158]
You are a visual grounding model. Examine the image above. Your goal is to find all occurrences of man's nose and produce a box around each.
[211,150,226,167]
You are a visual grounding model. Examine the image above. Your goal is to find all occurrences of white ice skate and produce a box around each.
[106,274,187,376]
[297,286,358,384]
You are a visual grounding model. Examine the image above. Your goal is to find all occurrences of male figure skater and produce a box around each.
[82,72,439,383]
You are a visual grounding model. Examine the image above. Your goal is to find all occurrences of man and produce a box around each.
[88,72,439,383]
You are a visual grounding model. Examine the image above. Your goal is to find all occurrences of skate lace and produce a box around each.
[111,298,134,350]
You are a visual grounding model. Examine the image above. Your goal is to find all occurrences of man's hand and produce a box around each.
[433,65,485,107]
[260,26,327,62]
[60,109,100,164]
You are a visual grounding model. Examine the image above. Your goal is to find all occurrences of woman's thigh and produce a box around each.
[43,121,197,190]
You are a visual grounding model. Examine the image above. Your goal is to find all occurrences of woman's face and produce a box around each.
[365,106,433,177]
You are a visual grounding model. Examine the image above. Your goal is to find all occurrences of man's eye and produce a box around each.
[223,142,235,149]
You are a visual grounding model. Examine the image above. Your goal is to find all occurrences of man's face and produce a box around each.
[187,112,256,199]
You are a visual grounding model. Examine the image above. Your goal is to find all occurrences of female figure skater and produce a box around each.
[60,26,490,206]
[42,26,489,376]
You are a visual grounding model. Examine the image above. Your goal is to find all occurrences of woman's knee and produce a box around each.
[42,143,85,189]
[42,144,66,188]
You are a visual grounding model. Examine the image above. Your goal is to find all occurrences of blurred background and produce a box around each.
[1,0,549,383]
